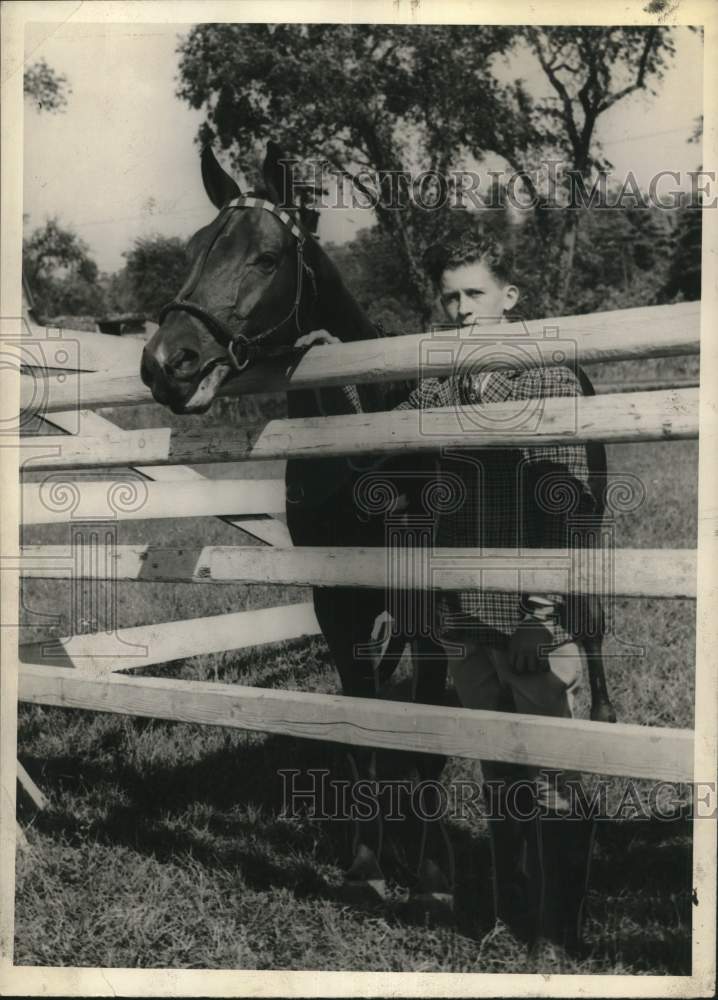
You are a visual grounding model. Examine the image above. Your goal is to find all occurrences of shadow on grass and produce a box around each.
[582,816,693,972]
[25,728,495,934]
[21,730,694,966]
[592,816,693,894]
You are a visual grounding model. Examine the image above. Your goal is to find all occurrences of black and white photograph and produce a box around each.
[1,0,716,995]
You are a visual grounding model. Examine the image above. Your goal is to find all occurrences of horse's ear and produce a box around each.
[201,145,241,209]
[262,141,295,209]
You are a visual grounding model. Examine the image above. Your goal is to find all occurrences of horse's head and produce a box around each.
[141,142,315,414]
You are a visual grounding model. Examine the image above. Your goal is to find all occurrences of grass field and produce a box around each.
[14,354,699,974]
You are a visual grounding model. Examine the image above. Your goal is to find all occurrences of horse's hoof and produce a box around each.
[336,844,388,906]
[336,877,388,907]
[590,701,617,723]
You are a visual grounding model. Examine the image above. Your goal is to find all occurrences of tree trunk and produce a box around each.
[554,211,580,314]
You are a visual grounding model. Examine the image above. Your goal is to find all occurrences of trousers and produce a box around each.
[442,629,594,948]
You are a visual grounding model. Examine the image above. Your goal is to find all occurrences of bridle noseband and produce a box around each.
[158,196,317,373]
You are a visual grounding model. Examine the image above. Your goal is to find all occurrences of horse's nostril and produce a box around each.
[167,347,201,378]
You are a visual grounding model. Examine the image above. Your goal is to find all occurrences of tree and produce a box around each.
[176,23,538,321]
[23,218,105,318]
[522,27,677,310]
[176,24,678,320]
[563,202,675,315]
[99,268,137,315]
[122,235,189,318]
[659,114,702,304]
[324,227,424,333]
[658,197,701,303]
[23,218,96,284]
[323,196,678,332]
[23,58,71,113]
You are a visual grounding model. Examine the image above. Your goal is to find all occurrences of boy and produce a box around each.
[299,217,603,951]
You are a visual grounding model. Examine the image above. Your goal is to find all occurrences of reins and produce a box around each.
[158,196,317,372]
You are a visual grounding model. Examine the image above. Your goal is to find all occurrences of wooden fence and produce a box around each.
[15,301,699,786]
[18,387,699,470]
[18,300,699,409]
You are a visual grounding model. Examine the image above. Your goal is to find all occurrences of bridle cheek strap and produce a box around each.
[157,196,316,373]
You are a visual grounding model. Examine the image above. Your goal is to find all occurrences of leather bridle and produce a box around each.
[158,196,317,373]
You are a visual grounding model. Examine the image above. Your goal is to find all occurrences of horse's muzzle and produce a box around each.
[140,347,160,390]
[141,345,232,414]
[140,347,190,411]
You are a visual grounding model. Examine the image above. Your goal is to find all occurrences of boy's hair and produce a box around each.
[423,215,516,288]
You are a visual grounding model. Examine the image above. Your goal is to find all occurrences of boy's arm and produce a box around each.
[393,377,454,411]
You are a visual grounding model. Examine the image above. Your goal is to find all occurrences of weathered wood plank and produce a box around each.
[17,663,695,781]
[16,316,144,372]
[594,377,699,393]
[17,545,697,598]
[20,388,699,471]
[19,602,321,674]
[16,760,47,811]
[20,427,172,470]
[18,301,699,411]
[21,478,286,525]
[43,410,293,548]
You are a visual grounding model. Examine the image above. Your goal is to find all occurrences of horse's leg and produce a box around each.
[312,583,394,901]
[407,636,454,914]
[312,586,454,905]
[566,592,616,723]
[584,636,617,723]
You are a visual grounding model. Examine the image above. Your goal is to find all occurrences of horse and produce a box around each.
[140,140,452,906]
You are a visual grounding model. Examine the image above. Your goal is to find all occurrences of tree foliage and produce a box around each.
[176,24,679,318]
[323,227,424,333]
[560,204,676,314]
[323,193,694,336]
[23,224,195,323]
[659,199,701,303]
[520,27,677,309]
[23,58,71,113]
[176,24,535,318]
[121,235,189,318]
[23,218,105,318]
[99,268,137,315]
[658,115,702,304]
[523,28,675,175]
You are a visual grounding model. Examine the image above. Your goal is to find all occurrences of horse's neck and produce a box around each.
[314,278,378,344]
[287,258,385,417]
[288,247,390,417]
[297,237,376,344]
[285,245,421,494]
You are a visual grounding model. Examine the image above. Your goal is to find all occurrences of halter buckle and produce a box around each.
[227,333,254,372]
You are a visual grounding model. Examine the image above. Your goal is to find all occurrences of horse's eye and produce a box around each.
[254,253,277,273]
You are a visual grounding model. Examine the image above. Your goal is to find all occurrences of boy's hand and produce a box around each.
[295,329,341,348]
[507,619,554,674]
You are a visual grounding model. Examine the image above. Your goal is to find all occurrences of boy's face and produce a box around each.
[438,259,518,328]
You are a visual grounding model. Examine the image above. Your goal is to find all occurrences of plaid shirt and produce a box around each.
[394,367,595,646]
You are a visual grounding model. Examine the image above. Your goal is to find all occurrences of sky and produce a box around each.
[22,21,704,275]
